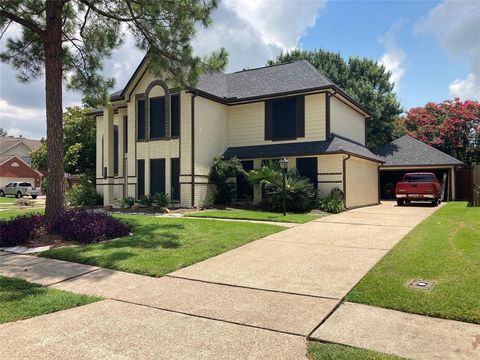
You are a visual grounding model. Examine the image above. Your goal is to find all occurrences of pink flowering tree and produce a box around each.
[400,99,480,166]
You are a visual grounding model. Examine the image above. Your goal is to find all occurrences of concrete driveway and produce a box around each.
[0,202,442,359]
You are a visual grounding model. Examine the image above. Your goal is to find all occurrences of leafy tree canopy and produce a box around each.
[268,49,403,149]
[0,128,7,136]
[395,98,480,166]
[30,106,98,180]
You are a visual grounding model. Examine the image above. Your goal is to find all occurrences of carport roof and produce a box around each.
[375,135,463,167]
[222,134,382,162]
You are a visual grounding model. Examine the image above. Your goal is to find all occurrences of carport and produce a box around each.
[375,135,464,201]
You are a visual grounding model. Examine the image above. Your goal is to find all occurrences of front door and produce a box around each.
[296,157,318,189]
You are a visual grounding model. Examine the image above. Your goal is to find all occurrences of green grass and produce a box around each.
[0,208,44,219]
[0,197,16,204]
[40,214,285,276]
[308,342,404,360]
[186,209,321,223]
[346,202,480,324]
[0,276,101,324]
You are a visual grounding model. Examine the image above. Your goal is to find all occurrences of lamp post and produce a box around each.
[279,157,288,216]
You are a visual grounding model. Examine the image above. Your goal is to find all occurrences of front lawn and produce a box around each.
[0,197,16,204]
[0,208,44,220]
[0,276,101,324]
[308,342,404,360]
[41,215,285,276]
[346,202,480,324]
[186,209,321,223]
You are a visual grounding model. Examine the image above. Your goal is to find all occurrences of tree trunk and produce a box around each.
[44,0,64,219]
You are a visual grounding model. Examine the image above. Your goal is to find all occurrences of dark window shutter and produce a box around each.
[171,94,180,137]
[296,95,305,138]
[137,99,145,140]
[137,159,145,198]
[113,125,119,176]
[265,100,273,140]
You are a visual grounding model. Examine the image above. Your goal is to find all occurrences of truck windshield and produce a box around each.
[404,174,435,182]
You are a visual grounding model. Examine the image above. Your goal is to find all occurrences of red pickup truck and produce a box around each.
[395,172,442,206]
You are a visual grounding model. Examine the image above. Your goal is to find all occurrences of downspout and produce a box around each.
[342,154,351,209]
[191,94,197,207]
[377,163,381,204]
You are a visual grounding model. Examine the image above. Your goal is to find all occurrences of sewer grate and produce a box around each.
[407,279,435,291]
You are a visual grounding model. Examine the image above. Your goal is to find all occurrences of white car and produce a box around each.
[0,181,40,199]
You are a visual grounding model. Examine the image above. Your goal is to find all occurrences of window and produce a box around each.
[265,96,304,140]
[114,125,119,176]
[171,94,180,137]
[123,115,128,153]
[150,97,166,139]
[137,159,145,198]
[404,174,436,183]
[150,158,166,195]
[137,99,145,140]
[296,157,317,189]
[171,158,180,201]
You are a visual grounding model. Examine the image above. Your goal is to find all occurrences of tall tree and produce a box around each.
[0,128,7,137]
[268,49,402,149]
[30,106,97,179]
[0,0,227,218]
[396,99,480,166]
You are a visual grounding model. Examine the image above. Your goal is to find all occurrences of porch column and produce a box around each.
[103,106,114,205]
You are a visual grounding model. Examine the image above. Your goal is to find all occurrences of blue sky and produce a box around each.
[298,0,474,110]
[0,0,479,138]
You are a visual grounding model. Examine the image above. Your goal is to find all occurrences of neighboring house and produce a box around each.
[93,59,383,209]
[0,136,42,187]
[375,135,464,201]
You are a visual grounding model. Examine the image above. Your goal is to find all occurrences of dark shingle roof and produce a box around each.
[222,134,382,162]
[375,135,463,167]
[196,60,334,100]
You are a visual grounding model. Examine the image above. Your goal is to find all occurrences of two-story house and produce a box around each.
[93,59,382,209]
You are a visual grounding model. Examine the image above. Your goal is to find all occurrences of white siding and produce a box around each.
[330,96,366,145]
[317,154,344,196]
[345,156,379,208]
[227,93,326,147]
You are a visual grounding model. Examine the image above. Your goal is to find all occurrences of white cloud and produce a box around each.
[223,0,326,51]
[416,0,480,100]
[448,73,480,99]
[0,100,46,139]
[378,20,407,92]
[193,0,326,71]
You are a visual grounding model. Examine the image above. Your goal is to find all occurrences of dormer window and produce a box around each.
[150,96,166,139]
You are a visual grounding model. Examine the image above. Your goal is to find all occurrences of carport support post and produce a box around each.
[451,167,456,200]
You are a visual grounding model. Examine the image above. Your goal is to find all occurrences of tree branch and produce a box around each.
[77,0,141,22]
[0,8,45,38]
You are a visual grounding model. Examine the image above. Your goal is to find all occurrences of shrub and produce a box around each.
[202,195,215,209]
[46,209,132,243]
[0,214,43,247]
[66,178,101,206]
[16,198,33,207]
[318,188,344,214]
[138,195,154,206]
[209,157,245,204]
[120,196,136,209]
[248,163,316,212]
[152,192,169,207]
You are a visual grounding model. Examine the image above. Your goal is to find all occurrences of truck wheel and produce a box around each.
[31,195,37,199]
[16,191,23,198]
[397,199,404,206]
[0,190,4,197]
[431,199,438,207]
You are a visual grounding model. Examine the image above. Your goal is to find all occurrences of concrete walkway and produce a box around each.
[2,202,476,359]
